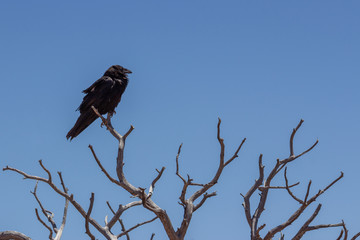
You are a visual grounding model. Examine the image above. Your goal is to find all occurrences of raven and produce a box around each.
[66,65,131,140]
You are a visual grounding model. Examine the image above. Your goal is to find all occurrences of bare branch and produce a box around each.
[306,223,344,231]
[107,209,121,231]
[289,119,304,157]
[280,233,285,240]
[258,181,299,191]
[39,160,52,183]
[119,219,130,240]
[280,120,318,166]
[3,165,118,240]
[175,144,204,206]
[106,200,157,238]
[55,172,69,240]
[292,204,322,239]
[118,216,158,238]
[284,168,303,204]
[175,143,186,184]
[242,154,264,228]
[30,182,57,233]
[306,172,344,204]
[93,106,134,142]
[106,202,123,229]
[55,196,69,240]
[264,173,344,240]
[193,192,217,212]
[337,230,345,240]
[241,120,352,240]
[3,166,48,182]
[352,232,360,240]
[174,118,245,239]
[92,106,121,140]
[303,180,312,203]
[293,140,319,161]
[92,115,247,239]
[189,118,245,203]
[150,233,155,240]
[106,201,142,230]
[225,138,246,166]
[85,193,95,240]
[256,224,266,238]
[343,221,349,240]
[88,144,121,186]
[34,208,53,240]
[29,175,68,240]
[92,109,178,239]
[148,167,165,199]
[57,172,67,193]
[123,125,135,140]
[0,231,32,240]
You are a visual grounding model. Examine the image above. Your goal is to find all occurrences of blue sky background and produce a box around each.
[0,1,359,239]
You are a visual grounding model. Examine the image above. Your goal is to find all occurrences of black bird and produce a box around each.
[66,65,131,140]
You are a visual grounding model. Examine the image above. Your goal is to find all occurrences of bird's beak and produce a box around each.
[125,69,132,74]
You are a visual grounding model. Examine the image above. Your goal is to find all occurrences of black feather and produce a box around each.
[66,65,131,140]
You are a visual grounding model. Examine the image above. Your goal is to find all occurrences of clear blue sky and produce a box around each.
[1,1,359,239]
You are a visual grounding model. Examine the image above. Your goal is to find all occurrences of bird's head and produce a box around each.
[104,65,132,78]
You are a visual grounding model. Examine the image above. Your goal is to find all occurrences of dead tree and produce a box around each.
[3,115,358,239]
[3,107,245,240]
[31,181,69,240]
[0,173,68,240]
[241,119,360,240]
[87,107,245,240]
[3,163,157,240]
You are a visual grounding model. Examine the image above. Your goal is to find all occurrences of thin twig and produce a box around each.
[119,219,130,240]
[148,167,165,199]
[242,154,264,228]
[284,168,303,204]
[34,208,53,240]
[241,120,348,240]
[118,217,158,238]
[225,138,246,166]
[31,182,58,232]
[258,181,299,191]
[54,172,69,240]
[175,143,186,184]
[337,230,344,240]
[85,193,95,240]
[175,118,244,239]
[264,172,344,240]
[39,160,52,183]
[351,232,360,240]
[303,181,312,203]
[289,119,304,157]
[107,201,142,230]
[91,106,121,140]
[88,144,121,186]
[194,192,217,212]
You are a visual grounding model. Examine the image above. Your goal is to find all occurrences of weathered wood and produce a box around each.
[0,231,32,240]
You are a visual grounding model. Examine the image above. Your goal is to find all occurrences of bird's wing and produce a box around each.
[82,78,104,94]
[77,76,114,112]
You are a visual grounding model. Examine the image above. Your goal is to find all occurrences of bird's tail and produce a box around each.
[66,110,98,140]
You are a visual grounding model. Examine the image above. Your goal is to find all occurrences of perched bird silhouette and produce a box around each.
[66,65,131,140]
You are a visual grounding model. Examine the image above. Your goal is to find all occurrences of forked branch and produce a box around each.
[241,119,350,240]
[30,180,69,240]
[92,111,245,240]
[174,118,246,239]
[3,158,155,240]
